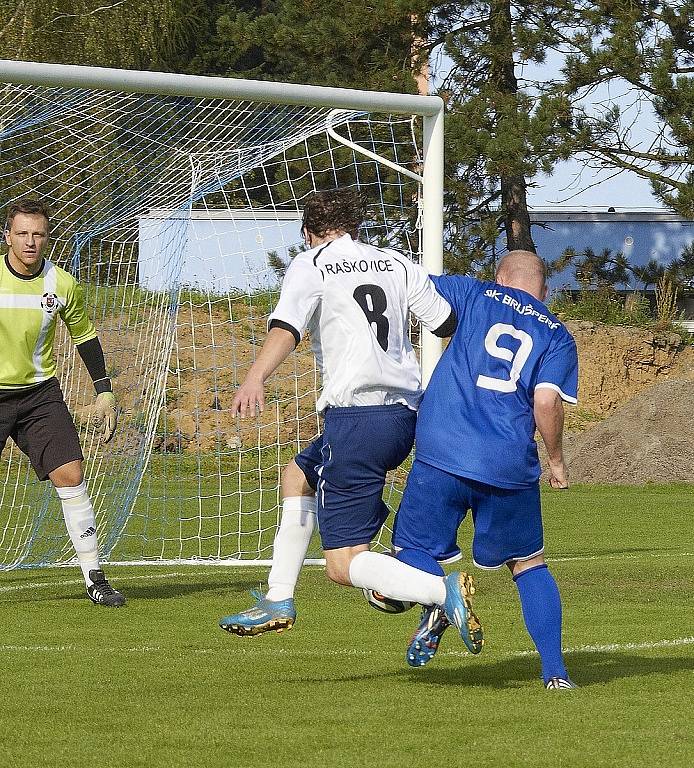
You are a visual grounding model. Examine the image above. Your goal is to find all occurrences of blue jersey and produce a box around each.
[415,275,578,489]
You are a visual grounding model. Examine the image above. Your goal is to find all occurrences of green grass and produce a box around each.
[81,280,280,328]
[0,484,692,768]
[548,288,692,342]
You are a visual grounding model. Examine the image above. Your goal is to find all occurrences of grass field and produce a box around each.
[0,484,692,768]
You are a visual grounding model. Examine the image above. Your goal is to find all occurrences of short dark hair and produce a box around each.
[5,198,51,231]
[301,188,366,239]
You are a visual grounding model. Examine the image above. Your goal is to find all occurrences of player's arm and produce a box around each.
[534,330,578,489]
[431,308,457,337]
[75,339,117,445]
[76,337,111,394]
[398,257,457,335]
[534,388,568,489]
[232,255,320,418]
[231,326,297,418]
[62,281,117,444]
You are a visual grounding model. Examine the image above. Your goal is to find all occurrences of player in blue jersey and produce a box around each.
[393,250,578,689]
[218,189,483,656]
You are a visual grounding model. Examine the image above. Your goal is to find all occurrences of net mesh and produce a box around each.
[0,80,423,567]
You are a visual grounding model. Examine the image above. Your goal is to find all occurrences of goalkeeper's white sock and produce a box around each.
[56,482,100,586]
[266,496,316,602]
[348,551,446,605]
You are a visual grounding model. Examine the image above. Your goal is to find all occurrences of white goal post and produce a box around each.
[0,60,444,568]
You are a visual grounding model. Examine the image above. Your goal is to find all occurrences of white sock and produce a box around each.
[266,496,317,601]
[348,551,446,605]
[56,482,100,586]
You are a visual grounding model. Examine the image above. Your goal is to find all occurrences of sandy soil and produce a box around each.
[72,306,694,484]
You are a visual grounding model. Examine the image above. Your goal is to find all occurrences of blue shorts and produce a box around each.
[294,404,416,550]
[392,459,543,569]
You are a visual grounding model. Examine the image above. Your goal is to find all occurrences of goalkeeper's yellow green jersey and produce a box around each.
[0,254,97,389]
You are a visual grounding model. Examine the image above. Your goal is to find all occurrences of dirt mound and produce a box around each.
[560,321,694,483]
[529,321,693,483]
[566,374,694,483]
[566,321,693,421]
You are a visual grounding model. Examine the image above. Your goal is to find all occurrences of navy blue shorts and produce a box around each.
[393,459,543,569]
[294,404,416,550]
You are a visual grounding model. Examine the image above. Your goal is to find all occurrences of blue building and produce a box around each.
[528,209,694,328]
[526,209,694,291]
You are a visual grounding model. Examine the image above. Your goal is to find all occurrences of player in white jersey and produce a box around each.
[219,189,483,656]
[1,199,125,607]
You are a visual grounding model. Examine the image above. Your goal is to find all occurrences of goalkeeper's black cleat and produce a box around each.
[86,569,126,607]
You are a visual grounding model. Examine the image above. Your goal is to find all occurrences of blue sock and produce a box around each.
[396,548,444,576]
[513,564,568,683]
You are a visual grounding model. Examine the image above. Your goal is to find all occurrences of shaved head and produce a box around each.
[496,250,547,301]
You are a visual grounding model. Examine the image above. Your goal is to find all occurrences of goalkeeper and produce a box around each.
[219,188,483,657]
[0,199,125,607]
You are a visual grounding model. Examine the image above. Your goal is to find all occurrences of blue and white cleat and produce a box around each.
[406,604,450,667]
[442,572,484,654]
[545,677,577,690]
[219,590,296,637]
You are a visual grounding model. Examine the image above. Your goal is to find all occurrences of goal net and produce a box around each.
[0,62,443,568]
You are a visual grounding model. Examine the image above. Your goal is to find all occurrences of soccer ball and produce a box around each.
[362,588,416,614]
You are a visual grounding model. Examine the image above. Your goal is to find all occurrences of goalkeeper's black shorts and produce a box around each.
[0,377,83,481]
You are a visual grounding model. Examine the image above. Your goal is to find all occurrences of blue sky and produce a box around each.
[522,53,663,210]
[527,160,659,211]
[432,48,665,212]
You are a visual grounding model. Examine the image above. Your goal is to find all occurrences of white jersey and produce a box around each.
[268,234,452,413]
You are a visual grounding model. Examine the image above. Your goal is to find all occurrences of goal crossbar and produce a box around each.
[0,59,443,114]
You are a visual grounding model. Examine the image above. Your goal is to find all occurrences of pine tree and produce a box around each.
[0,0,210,71]
[189,0,429,92]
[667,242,694,287]
[431,2,578,272]
[561,1,694,217]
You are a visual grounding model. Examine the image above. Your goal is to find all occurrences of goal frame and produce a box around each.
[0,60,445,567]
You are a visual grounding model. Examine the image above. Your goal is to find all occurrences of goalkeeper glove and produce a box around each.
[94,391,118,444]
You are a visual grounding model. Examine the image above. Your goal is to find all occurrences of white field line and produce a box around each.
[0,570,231,595]
[0,549,692,596]
[105,552,694,565]
[445,636,694,659]
[0,636,692,659]
[551,551,694,563]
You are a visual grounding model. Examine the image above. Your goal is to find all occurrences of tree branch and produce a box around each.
[463,190,503,217]
[584,148,688,191]
[36,0,130,33]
